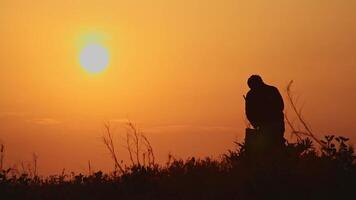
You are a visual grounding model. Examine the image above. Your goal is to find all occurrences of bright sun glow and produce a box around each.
[79,43,109,73]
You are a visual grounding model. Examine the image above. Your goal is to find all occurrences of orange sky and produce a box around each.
[1,0,356,175]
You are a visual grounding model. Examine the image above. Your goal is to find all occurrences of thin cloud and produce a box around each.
[109,118,130,123]
[29,118,61,125]
[145,125,238,134]
[0,111,26,117]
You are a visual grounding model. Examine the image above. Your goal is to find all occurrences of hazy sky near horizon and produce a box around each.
[1,0,356,174]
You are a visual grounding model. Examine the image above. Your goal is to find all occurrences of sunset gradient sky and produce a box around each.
[1,0,356,175]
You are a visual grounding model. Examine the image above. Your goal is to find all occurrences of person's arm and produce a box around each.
[274,87,284,111]
[245,92,258,128]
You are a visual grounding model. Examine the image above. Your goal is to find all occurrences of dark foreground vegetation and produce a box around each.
[1,83,355,199]
[0,135,355,200]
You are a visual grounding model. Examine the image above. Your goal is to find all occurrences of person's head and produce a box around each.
[247,75,264,89]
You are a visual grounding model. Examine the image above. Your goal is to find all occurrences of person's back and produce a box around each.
[245,75,285,150]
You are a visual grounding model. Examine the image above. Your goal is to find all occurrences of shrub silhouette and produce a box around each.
[0,136,355,200]
[1,82,355,199]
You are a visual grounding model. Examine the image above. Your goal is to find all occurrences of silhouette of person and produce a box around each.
[245,75,285,149]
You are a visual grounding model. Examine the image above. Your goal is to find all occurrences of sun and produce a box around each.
[79,43,109,73]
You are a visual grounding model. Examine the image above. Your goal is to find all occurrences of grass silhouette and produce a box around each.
[0,135,355,199]
[0,83,355,199]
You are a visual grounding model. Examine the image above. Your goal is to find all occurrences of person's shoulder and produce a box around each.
[246,89,254,99]
[266,85,280,92]
[246,89,254,95]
